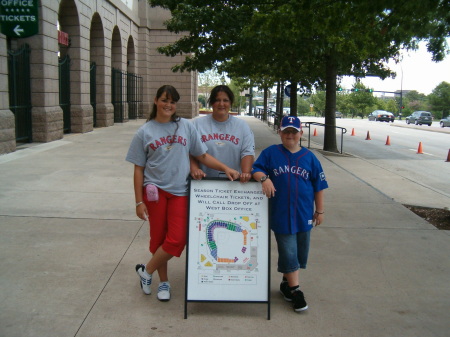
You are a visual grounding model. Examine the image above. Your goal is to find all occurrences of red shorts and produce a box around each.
[143,187,188,257]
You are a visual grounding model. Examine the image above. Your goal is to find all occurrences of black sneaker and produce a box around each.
[280,280,293,302]
[292,288,308,312]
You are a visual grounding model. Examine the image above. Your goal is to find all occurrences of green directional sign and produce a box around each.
[0,0,39,38]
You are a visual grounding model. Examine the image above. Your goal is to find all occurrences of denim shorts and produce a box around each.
[274,231,311,274]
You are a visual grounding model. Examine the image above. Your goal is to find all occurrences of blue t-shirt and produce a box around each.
[252,145,328,234]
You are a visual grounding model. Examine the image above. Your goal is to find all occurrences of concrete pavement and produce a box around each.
[0,116,449,337]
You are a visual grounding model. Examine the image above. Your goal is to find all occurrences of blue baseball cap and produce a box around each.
[280,116,301,131]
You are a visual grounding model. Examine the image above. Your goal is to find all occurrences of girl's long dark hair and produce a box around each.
[208,85,234,107]
[147,85,181,122]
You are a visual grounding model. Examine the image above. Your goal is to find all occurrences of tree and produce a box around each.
[198,94,206,108]
[385,99,399,116]
[297,96,311,116]
[347,83,378,117]
[198,69,224,106]
[228,80,247,113]
[428,81,450,118]
[149,0,450,152]
[309,91,326,117]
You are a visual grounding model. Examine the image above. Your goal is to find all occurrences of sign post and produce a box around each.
[185,179,271,319]
[284,84,291,98]
[0,0,39,38]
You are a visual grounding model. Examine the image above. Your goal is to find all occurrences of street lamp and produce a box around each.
[399,65,403,120]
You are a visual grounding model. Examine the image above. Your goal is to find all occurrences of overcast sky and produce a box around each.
[340,38,450,96]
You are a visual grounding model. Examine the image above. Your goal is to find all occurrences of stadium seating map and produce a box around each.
[187,179,269,302]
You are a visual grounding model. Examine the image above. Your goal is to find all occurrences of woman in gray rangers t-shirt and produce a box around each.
[126,85,239,301]
[191,85,255,182]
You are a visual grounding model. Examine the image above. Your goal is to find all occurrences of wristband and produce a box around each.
[315,210,324,214]
[136,201,144,207]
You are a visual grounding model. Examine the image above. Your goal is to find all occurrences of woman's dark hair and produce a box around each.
[207,85,234,107]
[147,85,181,122]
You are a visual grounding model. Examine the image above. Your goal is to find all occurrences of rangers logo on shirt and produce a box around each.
[200,133,240,145]
[273,165,310,180]
[149,135,187,151]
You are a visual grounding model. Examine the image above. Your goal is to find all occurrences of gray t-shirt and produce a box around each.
[126,119,207,196]
[192,114,255,177]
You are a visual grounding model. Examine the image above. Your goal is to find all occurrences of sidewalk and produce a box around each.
[0,117,449,337]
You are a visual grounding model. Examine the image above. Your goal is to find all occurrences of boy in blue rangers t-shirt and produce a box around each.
[252,116,328,312]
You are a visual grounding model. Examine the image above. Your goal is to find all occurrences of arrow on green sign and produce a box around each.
[0,1,39,38]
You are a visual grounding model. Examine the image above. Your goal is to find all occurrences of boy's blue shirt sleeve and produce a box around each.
[311,156,328,192]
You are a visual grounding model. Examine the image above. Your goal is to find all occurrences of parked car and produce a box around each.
[368,110,395,122]
[405,111,432,126]
[440,116,450,128]
[336,111,343,118]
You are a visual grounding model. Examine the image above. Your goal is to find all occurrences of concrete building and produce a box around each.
[0,0,199,154]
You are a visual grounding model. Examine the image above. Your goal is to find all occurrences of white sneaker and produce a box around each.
[157,281,171,301]
[135,264,152,295]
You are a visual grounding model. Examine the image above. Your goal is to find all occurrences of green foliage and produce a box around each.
[347,83,377,117]
[198,94,206,108]
[385,99,399,115]
[297,96,311,116]
[309,91,326,117]
[428,81,450,118]
[149,0,450,150]
[228,80,247,112]
[150,0,448,80]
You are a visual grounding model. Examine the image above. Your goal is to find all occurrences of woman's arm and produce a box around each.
[195,153,240,181]
[240,155,254,183]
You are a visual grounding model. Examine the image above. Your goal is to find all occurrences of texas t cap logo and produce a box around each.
[280,116,301,131]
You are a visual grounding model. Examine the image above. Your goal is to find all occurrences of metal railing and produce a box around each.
[253,113,348,153]
[58,55,71,133]
[8,44,32,142]
[254,108,282,130]
[303,122,347,154]
[90,62,97,126]
[112,68,143,123]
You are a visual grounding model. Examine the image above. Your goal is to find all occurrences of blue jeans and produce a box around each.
[274,231,311,274]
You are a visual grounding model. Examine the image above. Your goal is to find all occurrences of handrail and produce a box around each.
[303,122,347,154]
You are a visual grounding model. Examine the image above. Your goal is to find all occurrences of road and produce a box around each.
[299,117,450,209]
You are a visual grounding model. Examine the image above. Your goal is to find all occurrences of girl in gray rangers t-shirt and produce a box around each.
[127,118,206,196]
[126,85,239,300]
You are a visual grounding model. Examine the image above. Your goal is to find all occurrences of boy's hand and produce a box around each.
[262,180,276,198]
[313,212,324,226]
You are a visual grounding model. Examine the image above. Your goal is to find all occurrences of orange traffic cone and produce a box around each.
[365,131,371,140]
[417,142,423,154]
[385,136,391,146]
[351,128,355,136]
[446,149,450,162]
[313,128,318,136]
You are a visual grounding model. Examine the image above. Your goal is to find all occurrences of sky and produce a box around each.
[340,39,450,96]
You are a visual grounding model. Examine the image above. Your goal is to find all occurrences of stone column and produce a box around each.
[28,5,64,143]
[148,7,198,119]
